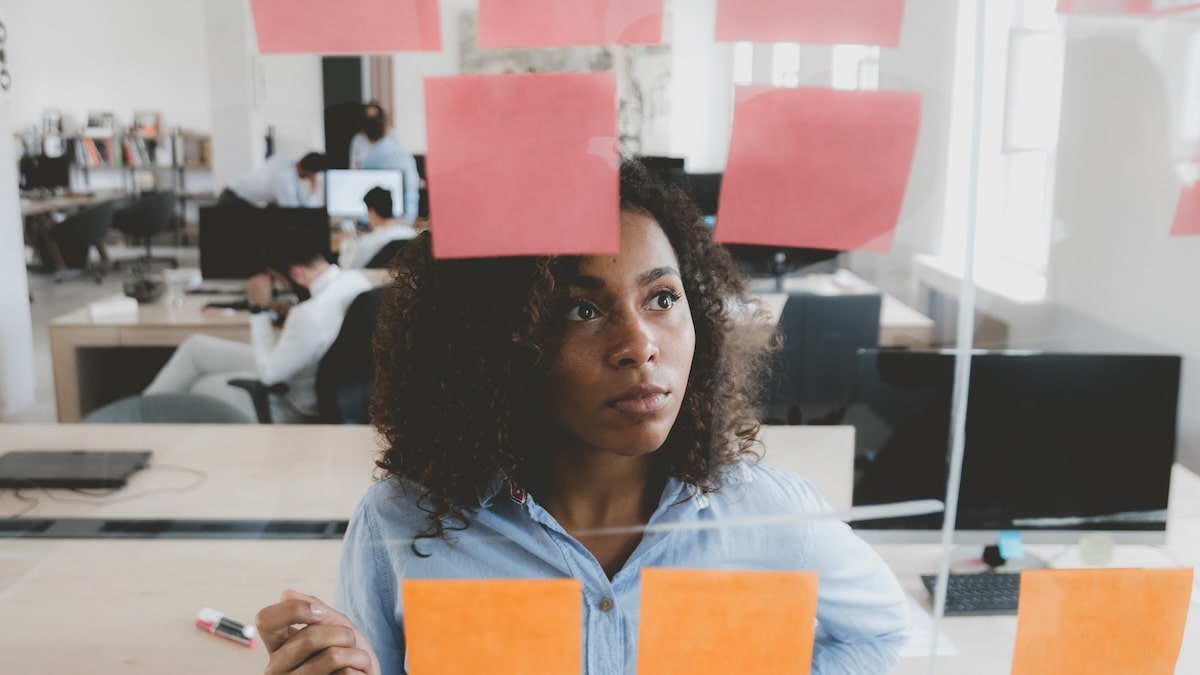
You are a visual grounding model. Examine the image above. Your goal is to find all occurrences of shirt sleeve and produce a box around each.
[248,309,321,385]
[335,488,406,675]
[271,163,302,207]
[789,478,911,675]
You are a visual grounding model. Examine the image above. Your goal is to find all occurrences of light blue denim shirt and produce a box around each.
[361,136,421,220]
[335,461,910,674]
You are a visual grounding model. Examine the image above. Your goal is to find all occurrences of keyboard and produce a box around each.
[920,572,1021,615]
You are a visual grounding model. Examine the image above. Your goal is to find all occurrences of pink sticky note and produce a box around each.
[478,0,663,48]
[715,0,905,47]
[250,0,442,54]
[714,86,922,254]
[424,73,620,259]
[1057,0,1200,14]
[1171,183,1200,236]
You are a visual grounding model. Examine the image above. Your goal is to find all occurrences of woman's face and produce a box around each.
[544,211,696,458]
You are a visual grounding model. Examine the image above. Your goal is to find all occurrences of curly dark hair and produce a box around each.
[372,158,772,551]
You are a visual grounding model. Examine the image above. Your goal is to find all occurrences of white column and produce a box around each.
[205,0,266,190]
[666,0,735,172]
[0,12,37,417]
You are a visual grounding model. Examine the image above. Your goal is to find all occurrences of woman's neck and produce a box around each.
[531,450,666,533]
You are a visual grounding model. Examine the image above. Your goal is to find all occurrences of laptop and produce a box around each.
[0,450,152,489]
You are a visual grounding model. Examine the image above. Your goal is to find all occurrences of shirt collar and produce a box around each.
[476,470,714,513]
[307,264,341,297]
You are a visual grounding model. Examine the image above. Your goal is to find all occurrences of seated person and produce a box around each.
[337,187,418,269]
[218,152,330,209]
[351,102,421,220]
[143,225,371,422]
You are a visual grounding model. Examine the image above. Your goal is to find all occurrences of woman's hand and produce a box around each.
[257,589,381,675]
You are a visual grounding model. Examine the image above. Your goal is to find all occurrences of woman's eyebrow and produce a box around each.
[566,267,680,290]
[638,266,680,286]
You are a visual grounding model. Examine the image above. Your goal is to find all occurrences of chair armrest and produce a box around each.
[227,379,290,424]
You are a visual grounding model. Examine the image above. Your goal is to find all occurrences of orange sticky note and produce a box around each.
[637,568,818,675]
[478,0,664,48]
[1171,183,1200,236]
[249,0,441,54]
[714,86,921,254]
[402,578,582,674]
[424,73,620,259]
[1011,568,1194,675]
[715,0,905,47]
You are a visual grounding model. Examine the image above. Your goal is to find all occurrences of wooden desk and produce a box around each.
[49,294,251,422]
[750,273,935,348]
[21,191,127,271]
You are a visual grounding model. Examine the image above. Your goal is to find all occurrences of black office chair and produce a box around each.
[112,191,178,269]
[50,201,115,283]
[229,287,385,424]
[364,238,410,269]
[764,292,883,425]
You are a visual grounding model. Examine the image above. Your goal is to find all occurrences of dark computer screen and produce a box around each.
[638,156,685,183]
[199,206,331,280]
[668,169,721,217]
[849,350,1181,539]
[19,155,72,192]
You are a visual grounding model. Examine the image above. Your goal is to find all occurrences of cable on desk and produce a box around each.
[2,489,40,518]
[6,463,208,508]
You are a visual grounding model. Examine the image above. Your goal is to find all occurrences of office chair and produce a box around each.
[364,238,410,269]
[82,393,256,424]
[112,191,179,269]
[50,201,115,283]
[764,292,883,425]
[229,287,384,424]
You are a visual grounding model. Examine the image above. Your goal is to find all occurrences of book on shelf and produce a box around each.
[132,111,160,139]
[84,111,116,139]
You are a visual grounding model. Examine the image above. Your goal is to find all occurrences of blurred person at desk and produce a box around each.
[143,223,371,422]
[255,160,909,674]
[218,152,330,209]
[337,187,419,270]
[349,102,421,220]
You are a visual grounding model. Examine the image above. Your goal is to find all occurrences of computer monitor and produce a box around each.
[199,206,332,280]
[668,170,721,217]
[639,156,685,182]
[848,350,1181,545]
[326,169,404,219]
[19,155,72,192]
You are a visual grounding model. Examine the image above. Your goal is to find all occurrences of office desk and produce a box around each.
[21,191,127,271]
[0,425,1195,672]
[49,294,251,422]
[750,273,935,348]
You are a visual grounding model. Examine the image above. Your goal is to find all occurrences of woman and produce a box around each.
[256,160,910,674]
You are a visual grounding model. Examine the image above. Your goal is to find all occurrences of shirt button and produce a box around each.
[598,597,614,612]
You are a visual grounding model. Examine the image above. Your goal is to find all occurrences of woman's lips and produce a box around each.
[608,392,669,415]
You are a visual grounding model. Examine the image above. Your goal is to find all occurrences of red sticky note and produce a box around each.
[715,0,905,47]
[1057,0,1200,14]
[478,0,664,48]
[424,73,620,259]
[637,568,819,674]
[403,579,581,674]
[715,86,922,254]
[1011,568,1194,675]
[249,0,441,54]
[1171,183,1200,236]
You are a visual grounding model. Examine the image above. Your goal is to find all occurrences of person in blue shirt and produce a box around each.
[255,159,910,674]
[349,102,421,221]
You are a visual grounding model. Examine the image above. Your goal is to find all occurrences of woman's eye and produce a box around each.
[565,302,599,322]
[651,291,680,310]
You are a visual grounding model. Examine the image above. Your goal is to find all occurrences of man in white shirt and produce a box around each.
[219,152,330,208]
[338,187,418,269]
[144,223,372,422]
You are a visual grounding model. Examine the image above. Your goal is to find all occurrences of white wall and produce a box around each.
[4,0,211,134]
[260,55,325,158]
[665,0,734,172]
[1046,25,1200,471]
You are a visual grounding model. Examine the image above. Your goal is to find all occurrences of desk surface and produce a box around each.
[19,191,127,217]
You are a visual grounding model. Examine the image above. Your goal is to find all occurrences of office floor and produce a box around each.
[6,244,200,424]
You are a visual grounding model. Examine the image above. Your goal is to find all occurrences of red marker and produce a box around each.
[196,608,258,648]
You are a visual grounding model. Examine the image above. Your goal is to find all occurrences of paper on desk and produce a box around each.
[402,578,581,674]
[249,0,441,54]
[88,296,138,320]
[1011,567,1193,675]
[714,86,921,254]
[1171,183,1200,236]
[477,0,663,48]
[637,568,818,675]
[899,594,959,658]
[715,0,905,47]
[424,73,620,259]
